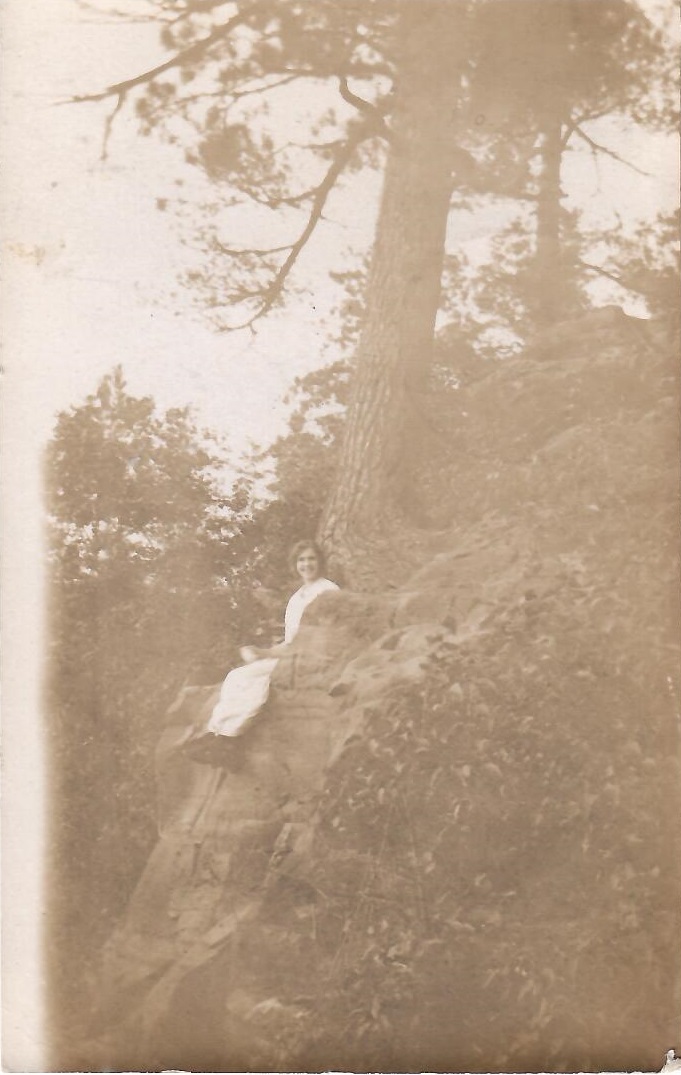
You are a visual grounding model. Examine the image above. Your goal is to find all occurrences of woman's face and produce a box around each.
[296,547,321,584]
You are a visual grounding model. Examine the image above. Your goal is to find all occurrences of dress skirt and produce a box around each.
[206,657,279,737]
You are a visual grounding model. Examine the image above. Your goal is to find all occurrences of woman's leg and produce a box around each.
[207,658,279,736]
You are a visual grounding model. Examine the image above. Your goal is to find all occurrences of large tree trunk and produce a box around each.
[319,2,465,578]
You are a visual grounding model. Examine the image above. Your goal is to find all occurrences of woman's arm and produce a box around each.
[244,578,338,661]
[240,640,289,662]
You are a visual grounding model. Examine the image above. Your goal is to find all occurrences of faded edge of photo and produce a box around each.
[1,1,47,1068]
[1,315,48,1068]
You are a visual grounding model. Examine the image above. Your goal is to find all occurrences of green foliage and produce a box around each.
[46,368,255,1019]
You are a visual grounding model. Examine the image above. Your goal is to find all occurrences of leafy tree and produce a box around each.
[76,0,675,578]
[438,201,680,362]
[437,209,594,361]
[469,0,676,325]
[46,367,247,1029]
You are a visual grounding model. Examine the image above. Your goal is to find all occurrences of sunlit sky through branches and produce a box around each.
[3,0,679,462]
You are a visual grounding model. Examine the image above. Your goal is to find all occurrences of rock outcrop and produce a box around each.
[85,313,680,1072]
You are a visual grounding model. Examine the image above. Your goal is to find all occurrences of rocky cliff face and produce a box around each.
[85,313,680,1072]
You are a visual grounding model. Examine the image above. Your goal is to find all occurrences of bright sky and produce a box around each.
[1,1,677,1068]
[1,4,361,455]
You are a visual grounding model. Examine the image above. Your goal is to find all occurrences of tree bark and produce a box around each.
[319,2,465,578]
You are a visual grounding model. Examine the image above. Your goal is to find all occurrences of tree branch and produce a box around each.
[579,259,650,297]
[222,125,371,330]
[101,93,125,161]
[228,72,302,100]
[151,73,303,120]
[134,73,303,129]
[74,0,172,24]
[67,3,268,158]
[571,126,651,177]
[338,75,393,143]
[337,75,385,118]
[213,240,292,257]
[219,139,346,211]
[70,2,263,106]
[560,109,610,148]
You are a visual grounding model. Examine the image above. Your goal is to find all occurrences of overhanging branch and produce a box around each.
[214,240,291,257]
[579,259,650,297]
[571,126,651,177]
[560,110,609,149]
[338,76,393,143]
[70,2,263,107]
[74,0,172,23]
[222,139,347,211]
[101,94,125,160]
[223,125,372,330]
[228,72,302,101]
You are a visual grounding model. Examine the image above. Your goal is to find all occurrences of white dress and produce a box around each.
[207,577,339,737]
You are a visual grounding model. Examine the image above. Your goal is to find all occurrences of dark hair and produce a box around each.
[288,539,326,575]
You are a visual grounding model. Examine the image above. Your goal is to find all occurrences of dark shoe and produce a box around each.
[181,731,246,769]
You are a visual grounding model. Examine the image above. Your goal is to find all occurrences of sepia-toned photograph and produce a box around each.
[2,0,680,1071]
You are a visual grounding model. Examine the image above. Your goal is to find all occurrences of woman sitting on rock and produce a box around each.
[184,540,338,763]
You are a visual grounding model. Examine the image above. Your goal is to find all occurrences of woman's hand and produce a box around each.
[239,645,260,663]
[241,639,289,662]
